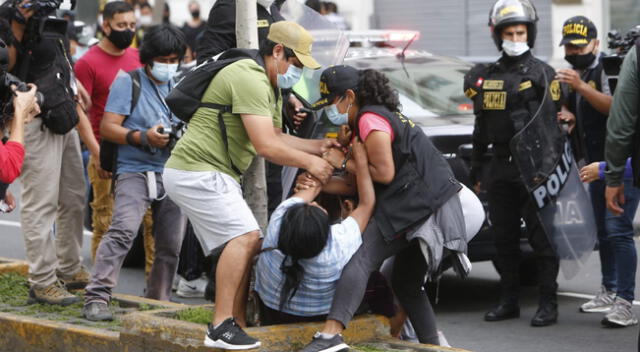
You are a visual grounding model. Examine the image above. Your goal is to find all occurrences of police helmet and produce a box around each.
[488,0,538,51]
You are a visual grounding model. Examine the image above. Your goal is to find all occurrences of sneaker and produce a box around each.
[28,281,81,306]
[83,301,114,321]
[298,332,349,352]
[176,276,208,298]
[602,297,638,327]
[58,267,91,290]
[172,275,181,292]
[204,317,260,350]
[580,286,616,313]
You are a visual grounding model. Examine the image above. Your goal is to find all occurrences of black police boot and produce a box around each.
[531,256,559,327]
[531,295,558,326]
[485,255,520,322]
[485,300,520,321]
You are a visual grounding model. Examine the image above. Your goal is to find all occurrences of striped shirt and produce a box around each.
[255,197,362,316]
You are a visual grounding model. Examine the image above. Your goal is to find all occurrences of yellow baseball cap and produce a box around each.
[267,21,321,70]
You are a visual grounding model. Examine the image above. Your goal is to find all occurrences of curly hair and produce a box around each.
[356,69,400,112]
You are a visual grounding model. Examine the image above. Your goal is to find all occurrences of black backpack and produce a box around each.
[165,48,265,176]
[99,70,142,173]
[166,48,264,122]
[26,18,79,134]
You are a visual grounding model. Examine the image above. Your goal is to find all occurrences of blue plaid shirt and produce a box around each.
[255,197,362,317]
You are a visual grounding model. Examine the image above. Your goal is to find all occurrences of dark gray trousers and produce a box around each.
[85,172,185,304]
[327,219,440,345]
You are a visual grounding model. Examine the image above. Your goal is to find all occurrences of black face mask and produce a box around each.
[191,10,200,19]
[565,52,596,70]
[107,26,134,50]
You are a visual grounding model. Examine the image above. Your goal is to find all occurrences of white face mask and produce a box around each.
[139,15,152,26]
[502,39,530,57]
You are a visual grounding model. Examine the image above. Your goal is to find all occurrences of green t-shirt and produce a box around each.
[166,59,282,182]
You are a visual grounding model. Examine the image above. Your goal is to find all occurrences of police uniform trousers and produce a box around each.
[487,156,559,302]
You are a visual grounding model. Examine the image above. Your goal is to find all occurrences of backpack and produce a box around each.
[25,18,78,134]
[99,70,142,173]
[165,48,265,176]
[166,48,264,122]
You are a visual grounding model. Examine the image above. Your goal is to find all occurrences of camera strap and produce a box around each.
[145,171,167,201]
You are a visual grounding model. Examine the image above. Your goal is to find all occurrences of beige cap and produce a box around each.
[267,21,321,69]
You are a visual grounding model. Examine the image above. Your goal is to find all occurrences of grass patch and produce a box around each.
[0,273,163,331]
[174,307,212,325]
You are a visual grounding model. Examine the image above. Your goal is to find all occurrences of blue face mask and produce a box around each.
[325,99,351,126]
[276,60,303,89]
[151,62,179,82]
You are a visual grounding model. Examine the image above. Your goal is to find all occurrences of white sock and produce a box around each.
[319,332,336,339]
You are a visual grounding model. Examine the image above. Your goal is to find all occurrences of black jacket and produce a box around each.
[197,0,284,64]
[355,105,461,241]
[567,54,609,163]
[464,51,563,171]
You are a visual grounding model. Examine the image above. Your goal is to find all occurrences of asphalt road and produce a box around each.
[1,181,639,352]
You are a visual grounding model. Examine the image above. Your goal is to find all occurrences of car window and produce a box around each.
[379,60,474,123]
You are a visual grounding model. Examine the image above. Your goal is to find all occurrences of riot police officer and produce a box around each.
[464,0,563,327]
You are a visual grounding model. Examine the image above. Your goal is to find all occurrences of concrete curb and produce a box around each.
[121,307,391,352]
[0,312,120,352]
[121,306,474,352]
[0,257,28,275]
[0,293,184,352]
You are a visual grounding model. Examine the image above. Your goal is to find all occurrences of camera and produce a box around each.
[10,0,76,19]
[0,71,45,128]
[157,122,185,150]
[602,25,640,93]
[0,35,43,127]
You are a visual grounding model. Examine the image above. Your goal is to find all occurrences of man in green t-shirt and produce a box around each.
[163,21,336,350]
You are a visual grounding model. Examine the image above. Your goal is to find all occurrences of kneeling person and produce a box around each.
[163,21,334,350]
[255,139,374,326]
[83,24,187,321]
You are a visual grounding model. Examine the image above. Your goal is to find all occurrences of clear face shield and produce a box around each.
[278,0,349,105]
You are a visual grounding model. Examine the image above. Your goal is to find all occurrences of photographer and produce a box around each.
[0,84,40,211]
[0,0,99,306]
[83,24,186,321]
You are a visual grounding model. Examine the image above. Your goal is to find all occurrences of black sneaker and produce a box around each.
[299,332,349,352]
[204,317,260,350]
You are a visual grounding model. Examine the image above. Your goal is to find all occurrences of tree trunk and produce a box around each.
[236,0,268,232]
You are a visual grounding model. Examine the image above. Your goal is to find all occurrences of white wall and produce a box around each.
[550,0,607,67]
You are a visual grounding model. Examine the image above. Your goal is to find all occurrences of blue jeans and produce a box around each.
[589,179,639,302]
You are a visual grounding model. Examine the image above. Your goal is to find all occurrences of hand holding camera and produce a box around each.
[12,83,40,123]
[147,124,170,148]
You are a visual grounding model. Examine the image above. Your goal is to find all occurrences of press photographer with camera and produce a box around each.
[83,24,187,321]
[0,0,104,306]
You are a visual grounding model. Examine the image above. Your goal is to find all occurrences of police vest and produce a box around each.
[465,53,561,155]
[355,105,461,241]
[568,56,608,163]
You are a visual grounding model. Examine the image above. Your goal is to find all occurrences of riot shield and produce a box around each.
[279,0,349,105]
[509,84,597,279]
[278,0,349,200]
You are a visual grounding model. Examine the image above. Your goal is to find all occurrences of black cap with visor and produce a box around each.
[311,65,361,110]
